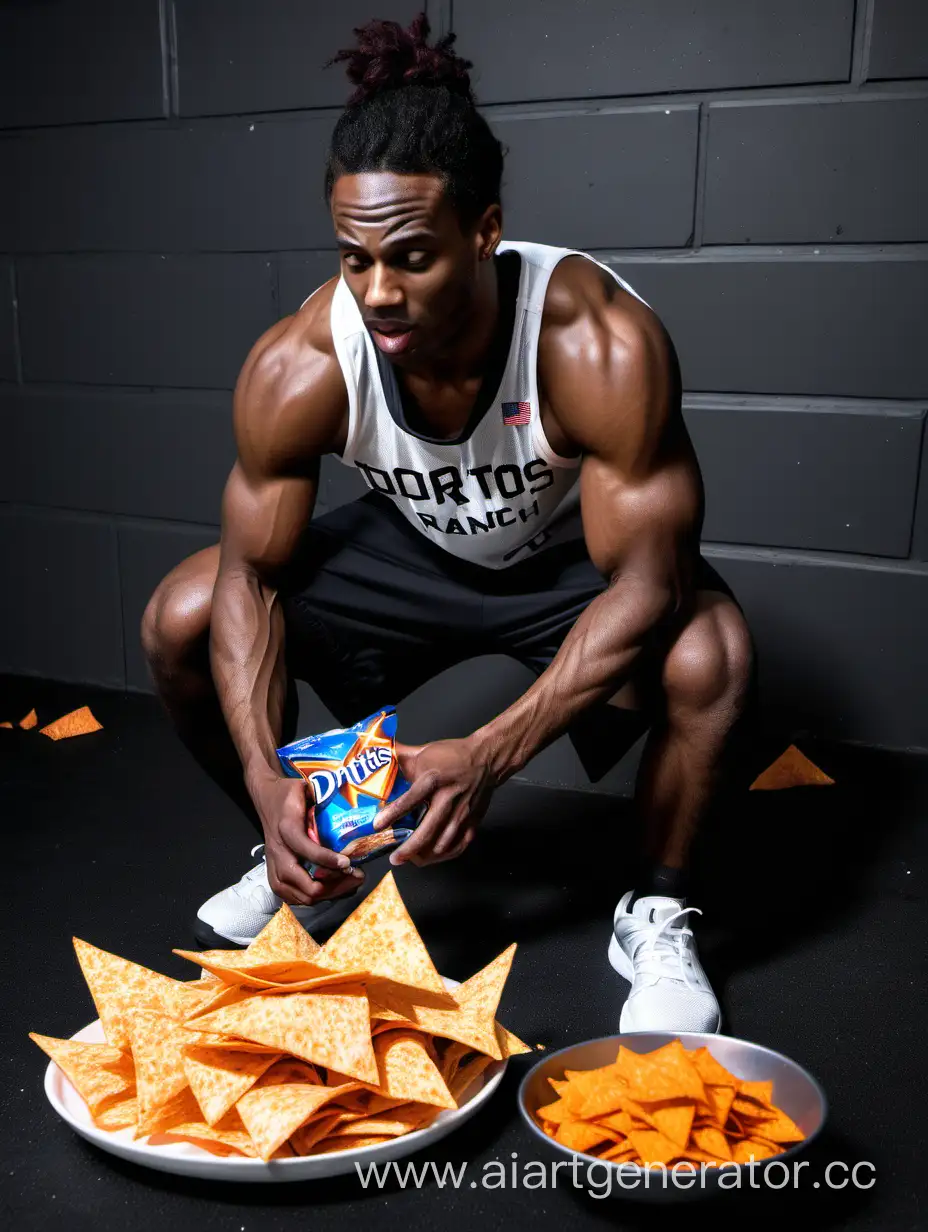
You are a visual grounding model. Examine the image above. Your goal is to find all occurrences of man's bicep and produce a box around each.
[579,450,702,610]
[218,460,319,586]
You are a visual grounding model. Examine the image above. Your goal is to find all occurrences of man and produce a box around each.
[142,14,757,1033]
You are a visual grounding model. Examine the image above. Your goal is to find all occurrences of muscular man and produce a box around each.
[142,15,757,1033]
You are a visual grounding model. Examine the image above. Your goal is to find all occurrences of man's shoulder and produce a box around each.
[235,278,348,468]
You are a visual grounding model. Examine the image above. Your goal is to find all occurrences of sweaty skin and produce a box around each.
[211,171,705,893]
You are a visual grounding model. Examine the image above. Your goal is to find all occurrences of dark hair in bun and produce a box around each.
[324,12,504,225]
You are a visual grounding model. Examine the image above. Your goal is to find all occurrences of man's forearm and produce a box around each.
[209,565,288,792]
[470,577,679,782]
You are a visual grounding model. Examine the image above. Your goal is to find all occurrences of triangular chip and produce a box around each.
[329,1103,438,1137]
[127,1010,211,1135]
[183,1046,281,1126]
[749,744,834,790]
[189,986,378,1084]
[19,708,38,729]
[29,1034,135,1115]
[39,705,103,740]
[450,1053,493,1101]
[236,1078,358,1160]
[315,872,450,1001]
[692,1124,731,1160]
[373,1030,457,1109]
[627,1127,680,1166]
[495,1020,532,1058]
[93,1094,138,1131]
[690,1046,740,1088]
[0,721,14,729]
[171,949,366,990]
[73,938,205,1049]
[245,904,321,962]
[146,1092,258,1156]
[555,1120,618,1152]
[368,946,515,1062]
[289,1112,343,1155]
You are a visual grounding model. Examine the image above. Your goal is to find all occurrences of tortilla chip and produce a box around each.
[373,1029,457,1109]
[128,1010,211,1135]
[29,1034,135,1115]
[311,1133,394,1153]
[749,1110,805,1144]
[73,938,205,1050]
[189,986,379,1085]
[647,1101,695,1149]
[148,1096,258,1156]
[0,721,13,729]
[236,1078,359,1161]
[618,1042,706,1104]
[738,1079,774,1107]
[315,871,450,1002]
[555,1120,618,1152]
[329,1103,438,1137]
[183,1046,282,1126]
[690,1046,741,1088]
[692,1124,732,1160]
[19,708,38,730]
[368,947,514,1063]
[289,1112,343,1155]
[496,1020,532,1058]
[628,1127,680,1167]
[171,949,366,991]
[245,904,321,962]
[732,1138,781,1162]
[749,744,834,790]
[450,1053,493,1101]
[93,1094,139,1130]
[39,705,103,741]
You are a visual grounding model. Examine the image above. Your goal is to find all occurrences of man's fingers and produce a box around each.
[374,770,439,831]
[389,791,452,865]
[278,815,351,872]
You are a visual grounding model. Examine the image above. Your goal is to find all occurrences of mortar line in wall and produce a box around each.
[8,263,23,384]
[690,102,709,250]
[2,78,927,139]
[851,0,877,87]
[156,0,171,118]
[168,1,181,117]
[907,413,928,558]
[112,515,130,690]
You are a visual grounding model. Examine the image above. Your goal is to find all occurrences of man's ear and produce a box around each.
[475,203,503,261]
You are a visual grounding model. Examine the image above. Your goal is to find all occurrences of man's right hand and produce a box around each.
[249,774,364,906]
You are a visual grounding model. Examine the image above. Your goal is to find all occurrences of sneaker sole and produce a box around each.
[192,916,251,949]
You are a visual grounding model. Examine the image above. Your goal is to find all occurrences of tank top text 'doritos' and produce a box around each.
[321,240,650,570]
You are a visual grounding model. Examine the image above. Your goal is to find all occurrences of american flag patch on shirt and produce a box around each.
[502,401,531,426]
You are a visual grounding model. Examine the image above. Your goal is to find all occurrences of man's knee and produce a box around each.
[141,571,212,679]
[663,598,755,714]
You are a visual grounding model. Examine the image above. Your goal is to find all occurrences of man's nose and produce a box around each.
[364,263,404,310]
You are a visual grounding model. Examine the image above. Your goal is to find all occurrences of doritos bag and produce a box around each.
[276,707,423,872]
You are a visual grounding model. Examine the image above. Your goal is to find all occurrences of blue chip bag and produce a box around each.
[276,706,422,872]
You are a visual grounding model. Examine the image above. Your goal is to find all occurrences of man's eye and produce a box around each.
[403,251,431,269]
[343,254,368,270]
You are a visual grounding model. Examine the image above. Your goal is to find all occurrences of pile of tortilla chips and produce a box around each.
[535,1039,805,1168]
[31,872,531,1161]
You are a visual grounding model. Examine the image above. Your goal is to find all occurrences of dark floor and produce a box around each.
[2,673,926,1232]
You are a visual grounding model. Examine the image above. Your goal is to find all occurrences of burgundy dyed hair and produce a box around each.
[324,12,504,226]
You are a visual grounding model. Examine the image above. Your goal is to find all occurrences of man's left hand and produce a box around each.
[372,738,496,866]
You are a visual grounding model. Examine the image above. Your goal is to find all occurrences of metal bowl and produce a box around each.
[518,1032,827,1203]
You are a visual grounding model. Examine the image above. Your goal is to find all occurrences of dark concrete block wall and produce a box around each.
[1,1,926,790]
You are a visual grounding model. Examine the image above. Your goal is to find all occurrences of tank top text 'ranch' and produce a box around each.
[326,239,649,570]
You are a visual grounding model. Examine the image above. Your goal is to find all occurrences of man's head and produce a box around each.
[325,13,504,364]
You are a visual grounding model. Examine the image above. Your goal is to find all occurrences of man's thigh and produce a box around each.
[280,493,484,725]
[485,545,746,781]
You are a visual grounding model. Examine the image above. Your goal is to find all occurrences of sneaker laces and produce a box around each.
[232,844,271,900]
[628,906,703,992]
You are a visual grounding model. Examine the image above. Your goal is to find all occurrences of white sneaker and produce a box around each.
[194,845,361,948]
[608,891,721,1034]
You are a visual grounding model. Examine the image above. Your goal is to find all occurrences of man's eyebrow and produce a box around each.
[335,232,436,252]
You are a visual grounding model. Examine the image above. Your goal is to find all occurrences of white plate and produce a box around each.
[43,978,507,1182]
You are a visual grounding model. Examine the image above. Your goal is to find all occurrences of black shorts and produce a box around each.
[280,492,742,782]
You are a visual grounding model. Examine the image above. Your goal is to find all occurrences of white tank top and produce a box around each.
[324,239,650,570]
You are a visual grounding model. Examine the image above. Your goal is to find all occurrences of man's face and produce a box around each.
[330,171,498,365]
